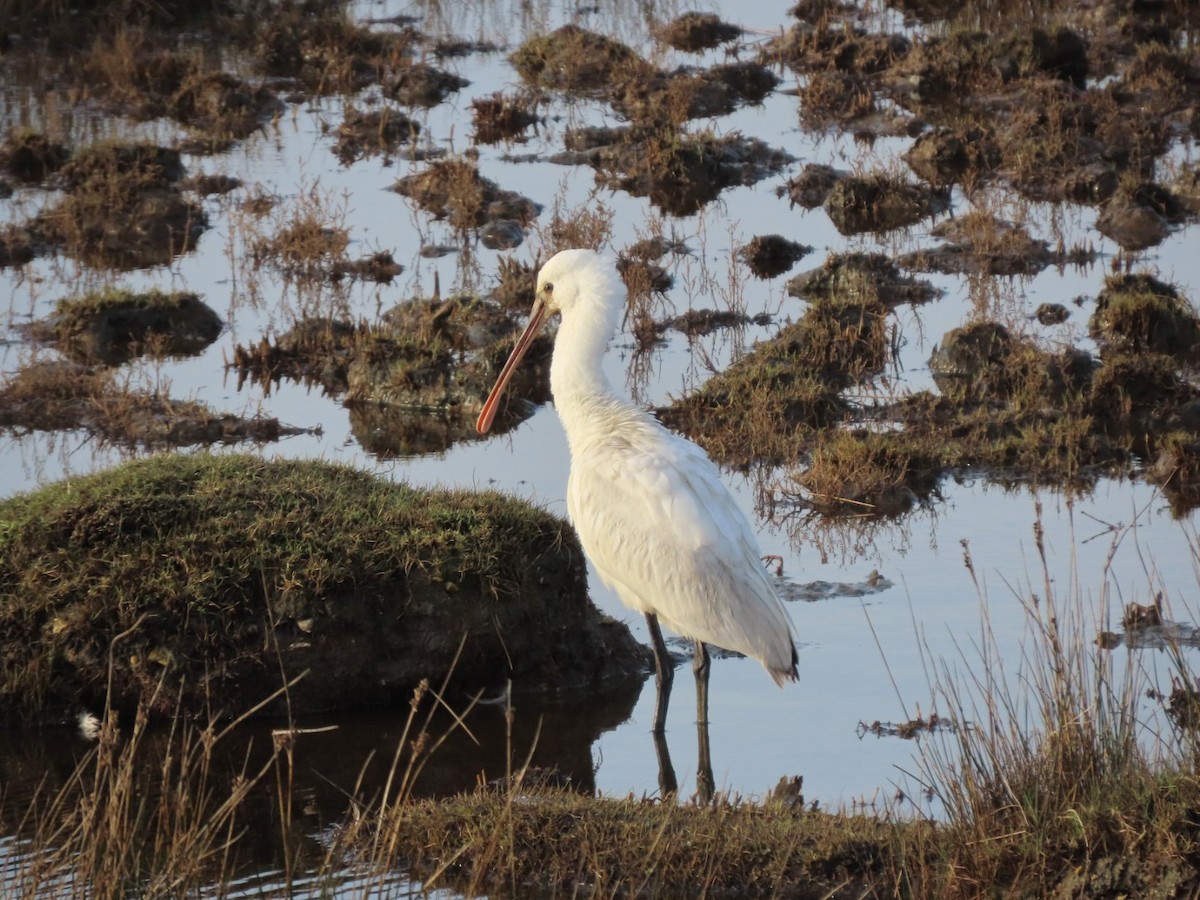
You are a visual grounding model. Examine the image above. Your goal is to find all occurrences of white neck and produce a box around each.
[549,297,635,450]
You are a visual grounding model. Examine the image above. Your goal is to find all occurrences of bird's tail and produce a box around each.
[768,643,800,687]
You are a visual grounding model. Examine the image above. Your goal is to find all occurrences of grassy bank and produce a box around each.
[5,503,1200,897]
[0,453,647,723]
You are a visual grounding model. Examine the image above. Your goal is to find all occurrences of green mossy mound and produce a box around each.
[0,454,648,723]
[659,291,888,467]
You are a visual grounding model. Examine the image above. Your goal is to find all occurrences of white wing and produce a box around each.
[566,410,797,682]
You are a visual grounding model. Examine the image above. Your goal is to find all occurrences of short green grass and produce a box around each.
[0,453,639,722]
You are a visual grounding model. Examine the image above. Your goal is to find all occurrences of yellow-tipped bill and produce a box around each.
[476,296,551,434]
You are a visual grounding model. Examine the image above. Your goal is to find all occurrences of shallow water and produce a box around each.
[2,0,1200,890]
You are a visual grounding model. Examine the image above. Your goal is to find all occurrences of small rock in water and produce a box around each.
[1034,303,1070,325]
[480,219,525,250]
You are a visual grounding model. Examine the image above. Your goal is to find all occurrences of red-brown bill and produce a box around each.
[476,296,551,434]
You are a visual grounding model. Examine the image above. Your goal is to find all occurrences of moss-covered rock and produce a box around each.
[0,454,649,723]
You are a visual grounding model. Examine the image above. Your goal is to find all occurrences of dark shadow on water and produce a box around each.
[0,678,643,876]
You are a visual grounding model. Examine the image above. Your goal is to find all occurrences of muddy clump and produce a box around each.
[929,322,1092,405]
[471,92,541,144]
[491,256,537,311]
[739,234,813,279]
[1094,182,1188,251]
[660,292,895,467]
[480,220,525,250]
[346,295,553,416]
[898,212,1094,278]
[68,34,283,147]
[182,173,243,195]
[30,141,206,269]
[388,62,469,107]
[0,361,299,448]
[788,252,940,307]
[796,427,936,513]
[253,213,350,280]
[0,130,70,183]
[514,24,772,131]
[857,19,1183,210]
[331,250,404,284]
[27,288,223,365]
[653,13,742,52]
[766,16,911,77]
[610,62,779,126]
[784,163,846,208]
[616,255,673,298]
[391,158,541,233]
[0,454,650,722]
[796,71,892,134]
[710,61,780,105]
[252,0,417,96]
[348,402,484,458]
[168,70,283,141]
[848,305,1200,501]
[0,226,36,267]
[995,82,1166,205]
[334,106,420,164]
[823,172,949,235]
[586,129,793,217]
[1088,352,1196,437]
[231,293,554,447]
[511,24,649,94]
[659,358,846,467]
[1089,273,1200,361]
[1035,303,1071,326]
[611,69,740,125]
[666,309,765,339]
[1149,433,1200,516]
[903,127,999,187]
[231,318,364,396]
[768,300,1200,513]
[623,236,691,263]
[888,27,1089,106]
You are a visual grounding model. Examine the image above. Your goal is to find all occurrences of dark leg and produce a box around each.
[645,613,674,735]
[693,640,710,727]
[652,727,679,798]
[694,640,714,805]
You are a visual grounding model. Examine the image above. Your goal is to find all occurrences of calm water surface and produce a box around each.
[2,0,1200,889]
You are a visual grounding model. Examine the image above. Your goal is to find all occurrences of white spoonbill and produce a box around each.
[477,248,798,747]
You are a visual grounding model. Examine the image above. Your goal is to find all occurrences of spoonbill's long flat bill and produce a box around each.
[477,249,797,791]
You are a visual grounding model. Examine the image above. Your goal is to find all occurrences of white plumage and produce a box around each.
[478,248,798,738]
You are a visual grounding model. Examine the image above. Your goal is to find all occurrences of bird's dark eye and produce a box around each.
[542,282,553,294]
